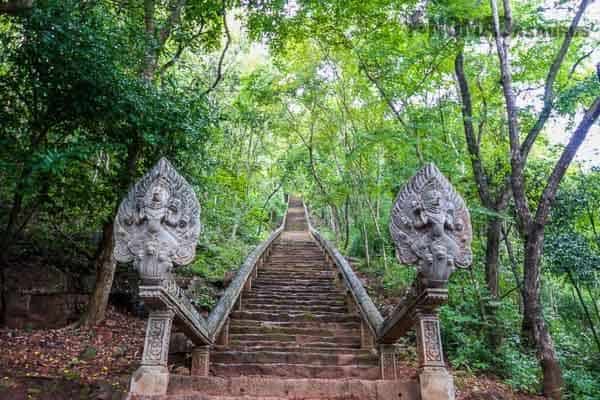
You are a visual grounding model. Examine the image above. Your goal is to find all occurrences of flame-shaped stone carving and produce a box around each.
[390,163,472,288]
[114,158,201,282]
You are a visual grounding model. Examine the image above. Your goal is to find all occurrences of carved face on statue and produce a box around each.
[390,164,472,289]
[114,158,202,283]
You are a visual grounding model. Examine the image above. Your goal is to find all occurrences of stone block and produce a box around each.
[129,365,170,396]
[419,367,455,400]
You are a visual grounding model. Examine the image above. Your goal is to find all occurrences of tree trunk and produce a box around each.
[80,221,116,326]
[343,196,350,251]
[566,269,600,353]
[485,217,502,298]
[485,216,503,349]
[82,137,140,326]
[521,229,563,399]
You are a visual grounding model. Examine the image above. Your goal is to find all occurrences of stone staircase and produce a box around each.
[136,198,418,399]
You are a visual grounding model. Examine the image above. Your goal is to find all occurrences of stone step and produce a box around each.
[214,345,371,355]
[250,285,339,294]
[229,324,357,337]
[229,333,360,347]
[256,272,335,280]
[227,340,361,349]
[268,256,323,260]
[250,288,342,296]
[260,265,328,271]
[253,278,336,285]
[230,319,360,331]
[211,350,378,366]
[241,303,348,314]
[252,281,337,288]
[243,294,347,303]
[166,375,419,399]
[241,298,346,307]
[210,363,381,379]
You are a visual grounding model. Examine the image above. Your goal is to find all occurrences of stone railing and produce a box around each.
[303,163,472,400]
[113,158,288,396]
[132,213,286,396]
[206,208,287,343]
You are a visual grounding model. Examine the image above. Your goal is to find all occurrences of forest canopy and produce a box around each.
[0,0,599,399]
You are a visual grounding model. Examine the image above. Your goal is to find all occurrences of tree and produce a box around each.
[488,0,600,397]
[82,0,229,326]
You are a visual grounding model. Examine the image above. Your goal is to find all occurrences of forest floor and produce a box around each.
[0,306,542,400]
[0,306,144,400]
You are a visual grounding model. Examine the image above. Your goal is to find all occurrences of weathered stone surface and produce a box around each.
[390,163,472,288]
[114,158,201,283]
[167,375,420,400]
[141,310,175,367]
[129,365,170,396]
[419,367,456,400]
[2,265,89,328]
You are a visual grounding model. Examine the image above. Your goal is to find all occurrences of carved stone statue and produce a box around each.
[114,158,201,282]
[390,163,472,288]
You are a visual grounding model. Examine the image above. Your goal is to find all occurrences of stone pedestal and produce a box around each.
[191,345,210,376]
[130,310,174,396]
[416,312,455,400]
[129,365,170,396]
[419,367,455,400]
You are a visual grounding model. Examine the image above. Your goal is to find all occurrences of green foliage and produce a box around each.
[1,0,600,396]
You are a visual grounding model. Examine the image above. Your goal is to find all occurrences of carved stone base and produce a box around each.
[191,346,210,376]
[419,367,455,400]
[129,365,170,396]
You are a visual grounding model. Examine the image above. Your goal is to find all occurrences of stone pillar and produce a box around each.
[416,311,455,400]
[130,309,175,396]
[191,345,210,376]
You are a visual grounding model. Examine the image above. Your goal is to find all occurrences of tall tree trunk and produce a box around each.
[80,221,115,326]
[485,217,502,297]
[82,137,140,326]
[521,229,563,399]
[485,216,502,348]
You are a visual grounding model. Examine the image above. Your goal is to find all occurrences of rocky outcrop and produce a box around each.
[2,264,92,328]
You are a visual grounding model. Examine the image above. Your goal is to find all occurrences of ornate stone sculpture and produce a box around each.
[114,158,201,282]
[390,163,472,288]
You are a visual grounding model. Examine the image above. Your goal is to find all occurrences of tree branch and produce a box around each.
[520,0,591,160]
[158,0,187,49]
[455,47,493,207]
[157,20,206,77]
[200,0,231,97]
[534,95,600,227]
[490,0,532,230]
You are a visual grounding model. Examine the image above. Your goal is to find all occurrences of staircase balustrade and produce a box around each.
[113,158,287,396]
[303,163,473,400]
[115,159,470,400]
